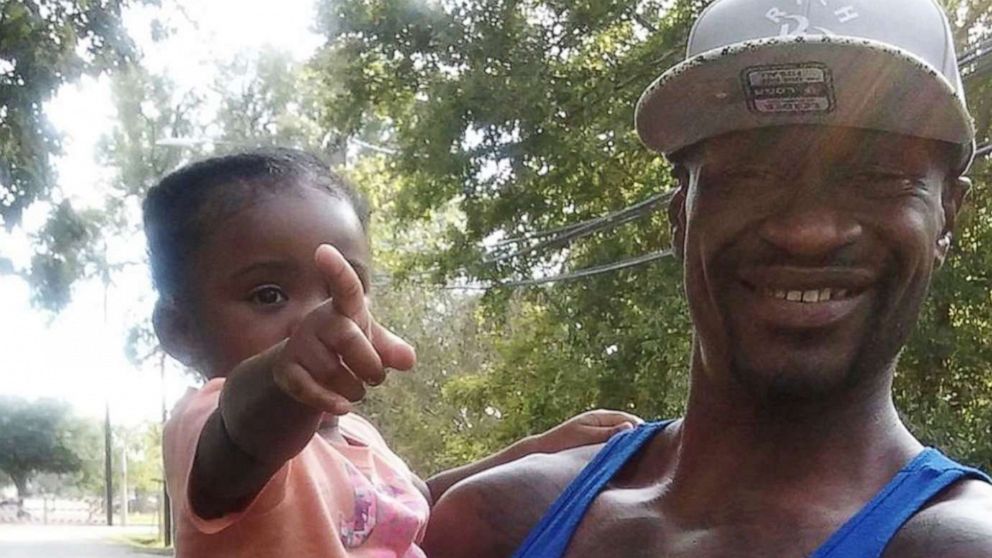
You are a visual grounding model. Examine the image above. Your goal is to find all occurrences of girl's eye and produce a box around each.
[249,286,287,306]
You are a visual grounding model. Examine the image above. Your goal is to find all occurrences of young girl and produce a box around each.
[145,148,638,557]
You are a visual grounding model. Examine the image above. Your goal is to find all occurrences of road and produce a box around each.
[0,525,171,558]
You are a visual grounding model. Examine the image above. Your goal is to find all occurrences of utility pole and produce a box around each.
[121,431,128,526]
[102,264,113,526]
[161,353,172,547]
[104,401,113,526]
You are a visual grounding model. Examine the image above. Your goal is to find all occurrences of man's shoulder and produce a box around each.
[422,443,602,558]
[884,478,992,558]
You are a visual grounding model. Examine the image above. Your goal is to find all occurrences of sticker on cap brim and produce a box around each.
[743,63,835,114]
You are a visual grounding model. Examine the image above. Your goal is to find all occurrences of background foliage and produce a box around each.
[0,0,133,230]
[3,0,990,483]
[0,396,82,499]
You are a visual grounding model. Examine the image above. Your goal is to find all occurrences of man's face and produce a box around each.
[674,125,963,400]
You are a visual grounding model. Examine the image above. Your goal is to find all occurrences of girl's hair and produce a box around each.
[143,147,370,301]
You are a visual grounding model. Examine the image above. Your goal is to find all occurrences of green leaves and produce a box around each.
[0,396,85,498]
[897,158,992,469]
[0,0,134,229]
[28,200,107,311]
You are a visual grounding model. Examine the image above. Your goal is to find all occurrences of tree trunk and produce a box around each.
[10,471,28,499]
[10,471,29,518]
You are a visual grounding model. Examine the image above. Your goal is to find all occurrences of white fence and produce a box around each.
[0,498,104,525]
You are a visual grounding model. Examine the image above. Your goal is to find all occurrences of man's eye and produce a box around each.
[847,170,923,197]
[249,286,287,305]
[702,166,784,196]
[853,170,908,182]
[725,167,781,181]
[711,167,787,190]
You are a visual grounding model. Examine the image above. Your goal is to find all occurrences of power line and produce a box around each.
[961,44,992,81]
[491,215,612,247]
[491,191,672,248]
[959,38,992,66]
[501,248,673,287]
[484,191,673,263]
[446,248,674,290]
[349,137,399,155]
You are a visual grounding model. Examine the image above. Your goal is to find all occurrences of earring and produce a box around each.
[937,236,951,249]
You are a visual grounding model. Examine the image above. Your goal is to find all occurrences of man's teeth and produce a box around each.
[765,288,849,303]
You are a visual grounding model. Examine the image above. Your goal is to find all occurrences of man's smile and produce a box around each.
[760,287,852,303]
[734,265,878,329]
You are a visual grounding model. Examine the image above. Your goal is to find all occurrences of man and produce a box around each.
[422,0,992,556]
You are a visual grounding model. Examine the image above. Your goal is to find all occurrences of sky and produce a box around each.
[0,0,324,426]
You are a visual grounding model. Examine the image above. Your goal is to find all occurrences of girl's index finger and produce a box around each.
[314,244,368,327]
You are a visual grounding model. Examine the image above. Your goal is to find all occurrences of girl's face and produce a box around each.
[186,185,371,378]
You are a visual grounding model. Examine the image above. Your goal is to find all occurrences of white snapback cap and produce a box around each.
[636,0,975,171]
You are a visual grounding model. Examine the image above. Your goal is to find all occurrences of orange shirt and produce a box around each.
[164,379,430,557]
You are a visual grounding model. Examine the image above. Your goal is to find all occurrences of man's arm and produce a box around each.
[884,479,992,558]
[423,444,601,558]
[415,435,536,507]
[423,410,639,504]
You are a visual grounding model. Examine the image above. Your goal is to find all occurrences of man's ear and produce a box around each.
[935,176,970,267]
[153,299,199,368]
[668,165,689,261]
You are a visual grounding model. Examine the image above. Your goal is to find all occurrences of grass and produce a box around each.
[120,512,158,526]
[108,520,174,556]
[117,532,174,555]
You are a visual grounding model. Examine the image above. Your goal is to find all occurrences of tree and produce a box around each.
[0,0,134,230]
[0,396,83,501]
[313,0,992,469]
[20,61,205,313]
[25,199,108,310]
[27,419,165,508]
[30,416,102,499]
[212,49,336,157]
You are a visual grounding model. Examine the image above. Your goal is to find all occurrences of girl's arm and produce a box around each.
[417,410,641,505]
[190,343,324,519]
[190,246,416,519]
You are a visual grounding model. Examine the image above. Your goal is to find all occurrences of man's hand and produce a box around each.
[270,244,416,415]
[526,409,643,455]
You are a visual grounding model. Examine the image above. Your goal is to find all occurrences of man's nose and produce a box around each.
[758,199,862,258]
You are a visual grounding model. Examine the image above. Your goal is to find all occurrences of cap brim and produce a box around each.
[636,35,975,163]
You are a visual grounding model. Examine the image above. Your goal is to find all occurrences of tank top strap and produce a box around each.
[512,420,675,558]
[813,447,992,558]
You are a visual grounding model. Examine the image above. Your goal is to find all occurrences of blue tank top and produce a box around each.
[513,420,991,558]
